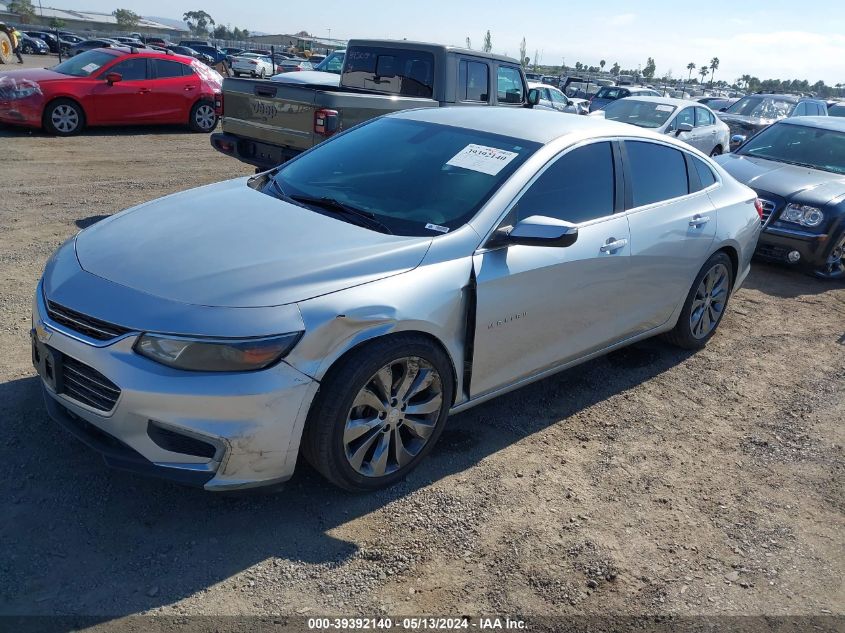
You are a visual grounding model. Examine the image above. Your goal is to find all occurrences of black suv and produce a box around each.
[716,117,845,279]
[718,93,828,150]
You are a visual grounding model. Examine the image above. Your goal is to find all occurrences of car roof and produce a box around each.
[392,106,676,146]
[614,95,707,108]
[527,82,560,90]
[97,47,198,63]
[779,116,845,132]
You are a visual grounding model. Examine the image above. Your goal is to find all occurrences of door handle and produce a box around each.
[689,215,710,227]
[138,88,151,94]
[184,85,196,91]
[600,238,628,253]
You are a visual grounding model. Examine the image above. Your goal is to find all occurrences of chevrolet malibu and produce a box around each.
[32,107,761,492]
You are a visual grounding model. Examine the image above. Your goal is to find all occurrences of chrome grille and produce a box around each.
[759,198,777,226]
[60,355,121,412]
[46,301,131,341]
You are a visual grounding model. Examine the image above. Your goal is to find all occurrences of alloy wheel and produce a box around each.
[51,105,79,133]
[816,235,845,279]
[194,104,216,131]
[689,263,729,338]
[343,357,443,478]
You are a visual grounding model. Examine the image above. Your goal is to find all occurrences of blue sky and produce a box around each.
[47,0,845,84]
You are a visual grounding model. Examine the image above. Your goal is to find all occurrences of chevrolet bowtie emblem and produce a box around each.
[35,320,52,343]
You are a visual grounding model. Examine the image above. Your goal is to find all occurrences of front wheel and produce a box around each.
[43,98,85,136]
[188,100,217,132]
[665,252,734,349]
[302,334,455,491]
[813,234,845,280]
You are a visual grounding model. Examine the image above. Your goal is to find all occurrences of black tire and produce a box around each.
[42,98,85,136]
[665,251,734,349]
[710,145,723,157]
[188,100,217,132]
[302,334,455,492]
[812,233,845,280]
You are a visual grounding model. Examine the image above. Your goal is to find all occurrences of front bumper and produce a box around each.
[0,96,43,128]
[32,285,319,491]
[756,225,837,268]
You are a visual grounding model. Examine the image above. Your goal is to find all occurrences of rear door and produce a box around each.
[622,140,716,334]
[471,141,632,396]
[694,106,719,153]
[149,58,197,122]
[90,57,155,124]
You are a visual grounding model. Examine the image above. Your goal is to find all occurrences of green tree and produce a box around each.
[643,57,656,79]
[113,9,141,31]
[8,0,36,24]
[533,49,539,72]
[482,30,492,53]
[48,17,65,29]
[610,62,620,75]
[709,57,720,87]
[183,10,215,35]
[518,36,527,67]
[599,59,606,72]
[213,24,230,39]
[686,62,696,84]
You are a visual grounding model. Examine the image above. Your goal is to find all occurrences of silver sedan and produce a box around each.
[529,82,589,115]
[32,107,761,492]
[599,96,731,156]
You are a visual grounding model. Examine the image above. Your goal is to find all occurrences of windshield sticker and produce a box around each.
[446,144,520,176]
[425,223,450,234]
[656,105,674,112]
[81,63,101,73]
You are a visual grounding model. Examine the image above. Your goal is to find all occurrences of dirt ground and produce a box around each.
[0,54,843,624]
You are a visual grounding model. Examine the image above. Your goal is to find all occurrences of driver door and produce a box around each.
[91,57,155,124]
[471,141,632,397]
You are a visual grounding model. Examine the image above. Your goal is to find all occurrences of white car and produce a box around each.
[597,96,731,156]
[231,53,274,78]
[528,82,588,115]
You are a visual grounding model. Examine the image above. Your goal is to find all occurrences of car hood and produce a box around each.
[0,67,68,84]
[74,179,433,308]
[716,153,845,205]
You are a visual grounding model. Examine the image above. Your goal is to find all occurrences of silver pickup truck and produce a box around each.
[211,39,535,169]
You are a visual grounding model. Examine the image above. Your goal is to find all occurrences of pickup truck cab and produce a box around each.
[211,39,533,169]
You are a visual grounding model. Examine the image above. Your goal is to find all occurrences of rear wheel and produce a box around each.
[43,99,85,136]
[665,252,733,349]
[188,100,217,132]
[302,334,454,491]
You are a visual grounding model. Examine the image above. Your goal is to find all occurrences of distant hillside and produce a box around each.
[144,15,268,37]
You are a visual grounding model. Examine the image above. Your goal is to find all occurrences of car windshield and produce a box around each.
[604,100,676,128]
[267,117,540,236]
[50,50,116,77]
[725,95,795,119]
[738,123,845,174]
[595,87,623,99]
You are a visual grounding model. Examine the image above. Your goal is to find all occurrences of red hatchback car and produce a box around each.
[0,47,222,135]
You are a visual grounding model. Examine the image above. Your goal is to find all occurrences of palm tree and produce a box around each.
[699,66,709,83]
[686,62,696,84]
[709,57,720,88]
[739,74,752,91]
[600,59,606,72]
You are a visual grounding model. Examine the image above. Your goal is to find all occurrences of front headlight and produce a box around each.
[134,332,302,372]
[781,203,824,228]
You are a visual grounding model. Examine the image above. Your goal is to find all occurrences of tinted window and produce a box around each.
[271,118,540,236]
[695,107,715,126]
[182,63,196,76]
[497,66,524,104]
[829,104,845,117]
[513,142,615,224]
[154,59,188,78]
[458,60,489,102]
[625,141,689,207]
[343,47,434,98]
[596,86,622,99]
[109,58,148,81]
[693,157,717,188]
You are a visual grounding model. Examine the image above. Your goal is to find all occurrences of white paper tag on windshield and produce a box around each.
[425,223,450,233]
[81,63,100,73]
[446,144,519,176]
[656,105,674,112]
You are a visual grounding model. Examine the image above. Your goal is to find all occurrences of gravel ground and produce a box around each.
[0,60,843,623]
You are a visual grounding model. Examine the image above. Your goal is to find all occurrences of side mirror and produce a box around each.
[675,122,694,135]
[730,134,746,149]
[490,215,579,248]
[527,88,541,107]
[105,72,122,84]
